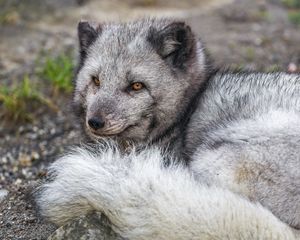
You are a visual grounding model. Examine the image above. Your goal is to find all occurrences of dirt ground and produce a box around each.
[0,0,299,239]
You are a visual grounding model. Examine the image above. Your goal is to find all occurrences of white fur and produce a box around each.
[37,144,298,239]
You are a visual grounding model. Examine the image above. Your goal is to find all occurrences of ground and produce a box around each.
[0,0,299,239]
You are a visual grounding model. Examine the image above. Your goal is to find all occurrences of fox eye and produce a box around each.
[92,76,100,86]
[131,82,144,91]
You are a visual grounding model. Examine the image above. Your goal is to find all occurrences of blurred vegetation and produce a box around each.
[0,76,36,121]
[265,64,281,72]
[0,0,82,25]
[39,54,74,95]
[281,0,300,8]
[288,10,300,25]
[245,47,255,62]
[0,76,45,122]
[0,0,33,25]
[281,0,300,25]
[0,53,73,123]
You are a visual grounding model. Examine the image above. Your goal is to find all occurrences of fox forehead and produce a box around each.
[84,49,154,79]
[77,38,166,92]
[86,35,155,71]
[78,18,177,74]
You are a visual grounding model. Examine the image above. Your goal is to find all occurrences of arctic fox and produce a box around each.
[36,18,300,239]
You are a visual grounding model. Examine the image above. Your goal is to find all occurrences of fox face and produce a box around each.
[74,18,208,144]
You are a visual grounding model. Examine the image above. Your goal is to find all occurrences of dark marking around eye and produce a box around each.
[92,76,100,86]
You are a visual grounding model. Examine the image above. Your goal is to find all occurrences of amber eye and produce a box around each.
[131,82,144,91]
[92,76,100,86]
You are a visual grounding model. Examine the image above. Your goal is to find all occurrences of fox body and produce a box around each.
[37,18,300,239]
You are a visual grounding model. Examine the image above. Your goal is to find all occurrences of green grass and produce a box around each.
[40,54,74,94]
[245,47,255,62]
[288,10,300,25]
[281,0,300,25]
[281,0,300,8]
[0,53,73,123]
[266,64,281,72]
[0,76,42,121]
[253,9,271,22]
[131,0,157,7]
[0,75,57,122]
[230,63,245,72]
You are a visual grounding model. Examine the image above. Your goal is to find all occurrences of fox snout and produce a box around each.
[86,112,127,137]
[88,117,105,130]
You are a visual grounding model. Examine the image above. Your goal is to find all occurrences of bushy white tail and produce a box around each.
[36,144,298,240]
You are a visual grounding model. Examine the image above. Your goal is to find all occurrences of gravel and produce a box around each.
[0,0,299,239]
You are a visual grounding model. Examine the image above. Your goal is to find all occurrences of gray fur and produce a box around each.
[188,72,300,228]
[74,18,208,145]
[37,18,300,237]
[36,144,298,239]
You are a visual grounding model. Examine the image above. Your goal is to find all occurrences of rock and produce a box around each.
[0,189,9,202]
[18,153,32,167]
[288,62,298,73]
[48,213,124,240]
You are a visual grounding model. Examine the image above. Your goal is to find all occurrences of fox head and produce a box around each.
[74,18,209,144]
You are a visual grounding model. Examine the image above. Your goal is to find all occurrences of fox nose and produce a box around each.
[88,117,105,130]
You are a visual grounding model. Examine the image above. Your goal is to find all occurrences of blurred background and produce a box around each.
[0,0,299,239]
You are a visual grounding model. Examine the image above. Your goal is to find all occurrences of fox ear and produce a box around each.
[77,21,102,52]
[147,22,196,70]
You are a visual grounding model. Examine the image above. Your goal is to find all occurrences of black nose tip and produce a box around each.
[88,117,105,130]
